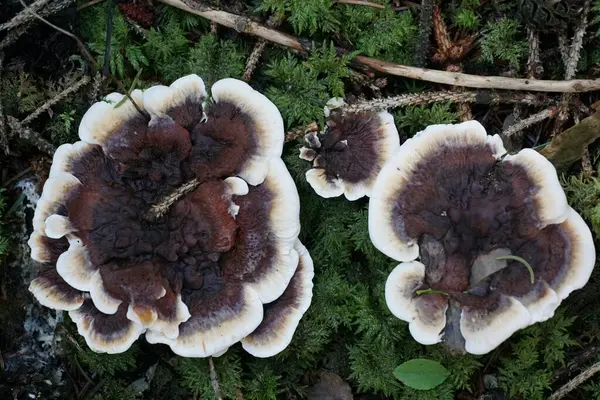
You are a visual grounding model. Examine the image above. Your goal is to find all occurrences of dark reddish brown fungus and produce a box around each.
[28,75,314,357]
[368,121,595,355]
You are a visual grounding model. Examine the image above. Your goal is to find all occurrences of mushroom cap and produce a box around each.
[301,98,401,201]
[28,75,313,356]
[369,120,595,355]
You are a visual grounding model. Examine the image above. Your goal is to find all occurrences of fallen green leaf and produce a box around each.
[393,358,449,390]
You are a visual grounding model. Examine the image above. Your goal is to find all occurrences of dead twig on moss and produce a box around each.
[209,357,223,400]
[0,51,8,155]
[0,0,52,32]
[22,75,91,125]
[7,116,56,155]
[243,12,285,81]
[340,90,550,115]
[549,361,600,400]
[335,0,385,8]
[17,0,148,119]
[159,0,600,93]
[502,107,558,139]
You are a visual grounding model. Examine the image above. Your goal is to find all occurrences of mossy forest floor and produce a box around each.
[1,1,600,399]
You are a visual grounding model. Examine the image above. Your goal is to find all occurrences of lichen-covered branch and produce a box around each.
[502,107,558,139]
[340,90,550,115]
[0,0,52,32]
[159,0,600,93]
[526,27,541,79]
[7,116,56,156]
[21,76,91,126]
[549,361,600,400]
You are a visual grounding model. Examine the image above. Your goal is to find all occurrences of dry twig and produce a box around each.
[0,51,8,155]
[336,0,385,8]
[549,361,600,400]
[340,90,550,115]
[22,75,91,125]
[209,357,223,400]
[0,0,53,32]
[159,0,600,93]
[7,116,56,155]
[243,13,285,81]
[526,27,541,79]
[147,178,201,219]
[502,107,558,139]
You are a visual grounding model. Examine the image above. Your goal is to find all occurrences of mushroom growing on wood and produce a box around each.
[299,98,400,200]
[368,120,595,355]
[28,75,314,357]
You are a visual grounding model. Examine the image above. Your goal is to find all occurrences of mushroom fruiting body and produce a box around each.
[300,98,400,201]
[369,120,595,355]
[28,75,314,358]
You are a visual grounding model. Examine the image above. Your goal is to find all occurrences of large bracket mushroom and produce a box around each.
[299,98,401,201]
[368,120,596,355]
[28,75,314,358]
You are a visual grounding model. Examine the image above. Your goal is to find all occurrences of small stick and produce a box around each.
[7,117,56,155]
[285,121,319,143]
[159,0,600,93]
[76,0,107,11]
[208,357,222,400]
[17,0,148,119]
[21,76,91,126]
[340,90,550,115]
[0,51,8,155]
[147,178,201,219]
[502,107,558,138]
[0,0,52,32]
[243,13,284,81]
[548,361,600,400]
[564,0,591,81]
[335,0,385,9]
[526,27,541,79]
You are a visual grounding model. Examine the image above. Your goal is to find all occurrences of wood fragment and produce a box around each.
[21,75,91,126]
[340,90,550,115]
[159,0,600,93]
[0,51,8,155]
[502,107,558,139]
[285,121,319,143]
[147,178,201,219]
[0,0,53,32]
[549,361,600,400]
[540,110,600,171]
[526,27,541,79]
[413,0,433,67]
[335,0,385,8]
[243,13,284,81]
[7,116,56,156]
[209,357,222,400]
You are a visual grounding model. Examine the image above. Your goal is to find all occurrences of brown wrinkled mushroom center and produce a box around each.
[310,113,381,183]
[59,101,268,305]
[392,145,569,308]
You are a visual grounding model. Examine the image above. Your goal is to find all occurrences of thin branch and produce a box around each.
[0,0,52,32]
[0,51,8,155]
[243,12,285,81]
[285,121,319,143]
[17,0,148,119]
[502,107,559,139]
[565,0,591,80]
[339,90,551,115]
[76,0,107,11]
[549,361,600,400]
[208,357,222,400]
[335,0,385,9]
[21,75,91,125]
[7,116,56,155]
[159,0,600,93]
[147,178,201,219]
[526,27,541,79]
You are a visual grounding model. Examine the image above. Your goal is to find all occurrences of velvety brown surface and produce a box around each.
[309,113,382,184]
[37,99,280,329]
[167,97,204,132]
[78,300,132,337]
[187,101,256,182]
[392,144,566,311]
[221,184,276,283]
[249,248,305,338]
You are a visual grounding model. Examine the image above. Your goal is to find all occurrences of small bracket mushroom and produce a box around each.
[299,97,401,201]
[369,120,596,355]
[28,75,314,358]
